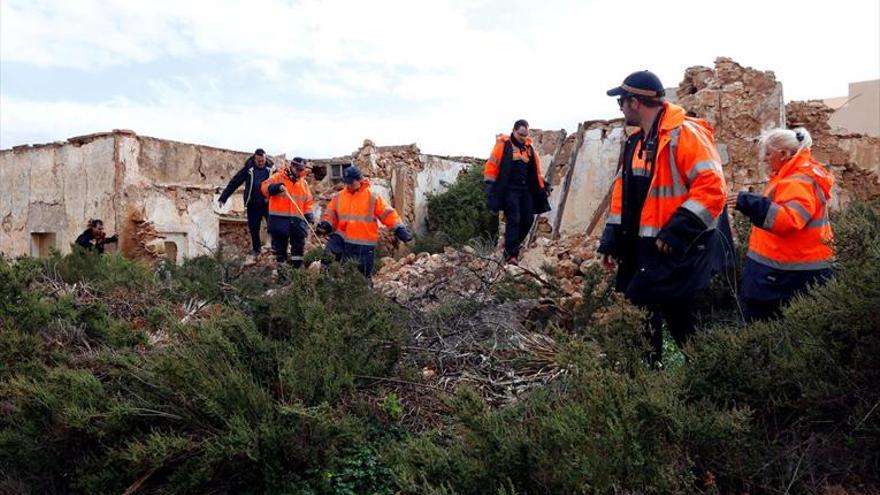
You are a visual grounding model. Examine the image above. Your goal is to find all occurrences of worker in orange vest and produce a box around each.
[315,166,413,277]
[598,70,732,364]
[729,127,834,321]
[483,119,552,264]
[261,157,314,268]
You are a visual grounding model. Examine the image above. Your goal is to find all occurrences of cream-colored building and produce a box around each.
[824,79,880,137]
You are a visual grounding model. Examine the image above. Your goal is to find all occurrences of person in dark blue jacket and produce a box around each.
[75,219,118,254]
[218,149,275,257]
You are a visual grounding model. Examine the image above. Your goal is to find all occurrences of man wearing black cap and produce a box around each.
[316,166,413,278]
[600,70,731,365]
[219,148,276,258]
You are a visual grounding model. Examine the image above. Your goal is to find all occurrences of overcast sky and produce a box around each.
[1,0,878,158]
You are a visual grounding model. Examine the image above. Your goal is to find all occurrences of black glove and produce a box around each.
[394,225,413,243]
[304,213,315,225]
[316,220,333,235]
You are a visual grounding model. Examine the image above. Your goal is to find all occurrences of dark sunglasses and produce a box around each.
[617,95,632,108]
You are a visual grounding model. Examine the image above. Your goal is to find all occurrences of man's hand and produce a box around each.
[726,194,739,211]
[394,225,414,243]
[277,184,286,193]
[601,254,616,272]
[655,238,673,255]
[316,220,333,236]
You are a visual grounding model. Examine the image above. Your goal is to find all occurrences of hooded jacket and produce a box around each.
[736,149,834,301]
[322,179,404,246]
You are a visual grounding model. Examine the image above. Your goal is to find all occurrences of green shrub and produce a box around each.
[258,267,406,405]
[1,253,407,494]
[44,247,156,292]
[2,202,879,494]
[425,165,498,246]
[411,231,452,254]
[159,252,273,308]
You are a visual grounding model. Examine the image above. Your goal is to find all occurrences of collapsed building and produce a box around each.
[2,57,879,271]
[0,132,478,261]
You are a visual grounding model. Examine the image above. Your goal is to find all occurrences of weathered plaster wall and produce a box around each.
[0,135,118,257]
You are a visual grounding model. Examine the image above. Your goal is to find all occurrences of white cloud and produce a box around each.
[1,0,878,155]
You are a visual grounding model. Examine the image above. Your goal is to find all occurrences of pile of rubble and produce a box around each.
[374,232,602,311]
[676,57,785,191]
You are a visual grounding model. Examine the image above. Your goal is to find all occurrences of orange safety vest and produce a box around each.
[606,102,727,237]
[747,150,834,270]
[323,179,402,246]
[483,135,547,189]
[261,167,314,219]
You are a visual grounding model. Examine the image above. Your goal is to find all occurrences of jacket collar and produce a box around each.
[772,149,833,197]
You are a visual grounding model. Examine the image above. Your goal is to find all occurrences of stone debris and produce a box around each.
[676,57,785,192]
[374,232,601,312]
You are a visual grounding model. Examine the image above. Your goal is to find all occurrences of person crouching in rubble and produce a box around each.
[315,166,413,278]
[728,127,835,322]
[261,157,314,269]
[75,219,118,254]
[483,119,552,265]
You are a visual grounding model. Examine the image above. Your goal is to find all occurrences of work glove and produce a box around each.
[394,225,413,243]
[316,220,333,236]
[304,213,315,225]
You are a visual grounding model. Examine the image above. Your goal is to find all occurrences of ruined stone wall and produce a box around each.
[0,135,118,257]
[345,140,478,234]
[676,57,786,191]
[0,131,257,260]
[786,100,880,207]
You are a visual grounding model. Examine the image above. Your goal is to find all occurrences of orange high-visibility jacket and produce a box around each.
[483,135,547,189]
[261,167,314,219]
[606,103,727,239]
[323,180,403,246]
[746,150,834,270]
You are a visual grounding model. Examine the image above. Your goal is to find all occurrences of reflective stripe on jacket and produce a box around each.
[261,167,314,220]
[322,180,403,246]
[606,102,727,245]
[740,149,834,271]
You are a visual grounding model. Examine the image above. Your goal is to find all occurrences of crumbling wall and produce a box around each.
[528,129,570,236]
[344,140,478,234]
[553,121,626,237]
[412,155,477,234]
[0,135,119,257]
[676,57,785,191]
[786,100,880,207]
[132,135,253,259]
[0,131,258,261]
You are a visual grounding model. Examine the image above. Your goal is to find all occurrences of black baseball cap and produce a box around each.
[343,165,363,184]
[291,157,306,169]
[607,70,666,99]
